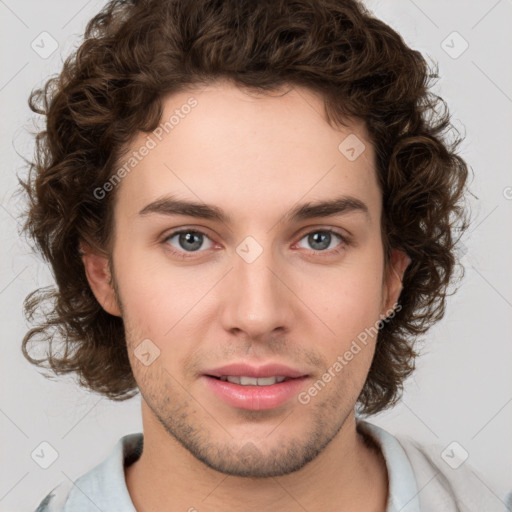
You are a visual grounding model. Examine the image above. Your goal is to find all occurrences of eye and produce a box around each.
[164,229,213,255]
[296,229,347,254]
[162,227,349,259]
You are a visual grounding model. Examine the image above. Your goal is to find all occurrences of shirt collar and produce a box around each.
[357,420,421,512]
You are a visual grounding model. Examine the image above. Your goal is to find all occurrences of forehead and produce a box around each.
[114,81,380,226]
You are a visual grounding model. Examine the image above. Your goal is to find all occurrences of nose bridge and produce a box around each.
[220,234,293,336]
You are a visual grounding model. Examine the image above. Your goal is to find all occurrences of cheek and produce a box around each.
[112,248,175,343]
[314,260,384,334]
[301,257,385,380]
[113,245,216,367]
[114,240,189,310]
[339,275,383,327]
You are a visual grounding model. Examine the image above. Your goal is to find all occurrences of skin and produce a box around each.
[82,80,409,512]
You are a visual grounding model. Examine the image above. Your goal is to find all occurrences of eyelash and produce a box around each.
[162,228,350,259]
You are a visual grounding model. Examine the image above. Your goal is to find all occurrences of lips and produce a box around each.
[219,375,287,385]
[202,362,309,410]
[204,362,307,379]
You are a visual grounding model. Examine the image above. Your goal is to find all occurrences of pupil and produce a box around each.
[180,232,202,251]
[310,232,329,250]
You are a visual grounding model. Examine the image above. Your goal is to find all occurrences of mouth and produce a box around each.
[202,363,310,410]
[209,375,292,386]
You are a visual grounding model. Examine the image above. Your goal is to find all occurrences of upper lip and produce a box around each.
[204,363,308,379]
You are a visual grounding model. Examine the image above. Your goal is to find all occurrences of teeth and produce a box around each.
[219,376,287,386]
[239,376,258,385]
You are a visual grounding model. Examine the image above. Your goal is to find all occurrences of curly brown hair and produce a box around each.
[19,0,469,415]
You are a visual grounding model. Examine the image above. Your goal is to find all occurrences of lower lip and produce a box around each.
[202,376,309,411]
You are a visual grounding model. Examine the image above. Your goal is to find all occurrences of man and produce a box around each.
[21,0,509,511]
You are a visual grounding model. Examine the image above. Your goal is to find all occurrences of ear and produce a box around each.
[80,242,122,317]
[381,249,410,317]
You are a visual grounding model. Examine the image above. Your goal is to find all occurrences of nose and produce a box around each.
[219,240,296,340]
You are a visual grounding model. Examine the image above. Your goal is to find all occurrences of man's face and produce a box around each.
[107,81,391,477]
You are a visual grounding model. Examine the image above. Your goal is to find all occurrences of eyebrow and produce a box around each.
[138,195,370,224]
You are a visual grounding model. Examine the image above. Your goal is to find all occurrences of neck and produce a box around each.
[125,404,389,512]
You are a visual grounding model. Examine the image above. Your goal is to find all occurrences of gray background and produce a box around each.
[1,0,511,510]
